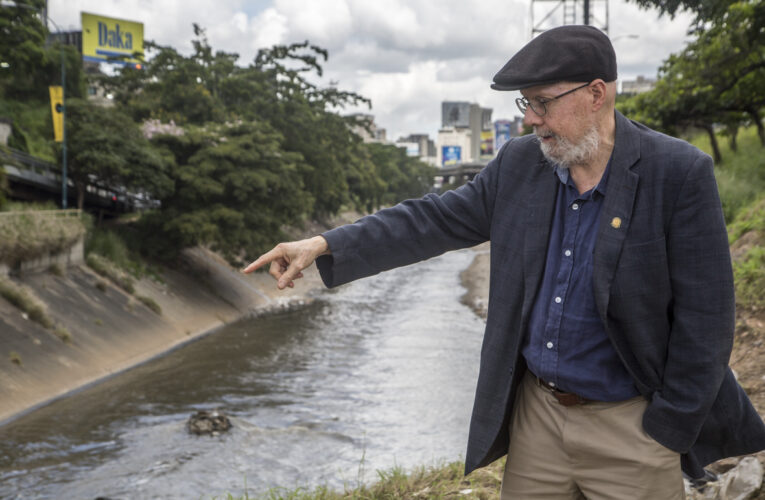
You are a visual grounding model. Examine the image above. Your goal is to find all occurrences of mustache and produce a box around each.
[533,127,555,139]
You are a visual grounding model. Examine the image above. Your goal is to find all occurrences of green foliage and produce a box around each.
[691,126,765,223]
[6,24,437,263]
[616,0,765,163]
[142,121,314,263]
[0,99,56,159]
[728,195,765,311]
[65,98,173,209]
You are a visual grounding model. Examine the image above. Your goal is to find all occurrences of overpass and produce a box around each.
[434,161,487,189]
[1,147,154,215]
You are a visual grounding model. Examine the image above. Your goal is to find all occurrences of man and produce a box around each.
[244,25,765,499]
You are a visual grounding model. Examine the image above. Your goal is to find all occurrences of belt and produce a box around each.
[534,375,595,407]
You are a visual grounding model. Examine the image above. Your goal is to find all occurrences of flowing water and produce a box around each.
[0,249,486,499]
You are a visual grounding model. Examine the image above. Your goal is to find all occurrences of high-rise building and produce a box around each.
[439,102,492,165]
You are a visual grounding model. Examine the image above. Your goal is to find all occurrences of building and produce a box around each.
[494,117,525,151]
[348,113,387,143]
[620,76,656,95]
[396,133,437,165]
[438,102,493,166]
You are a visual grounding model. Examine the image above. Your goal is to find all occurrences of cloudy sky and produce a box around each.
[48,0,694,141]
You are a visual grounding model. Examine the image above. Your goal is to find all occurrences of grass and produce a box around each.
[86,226,164,283]
[53,325,72,343]
[0,207,86,268]
[214,460,504,500]
[86,253,136,294]
[691,126,765,224]
[0,277,53,329]
[729,195,765,311]
[136,294,162,315]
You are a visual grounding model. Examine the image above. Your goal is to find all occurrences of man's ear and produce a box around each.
[589,79,608,111]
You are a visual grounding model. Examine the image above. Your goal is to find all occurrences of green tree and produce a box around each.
[617,0,765,162]
[65,98,172,210]
[143,121,314,263]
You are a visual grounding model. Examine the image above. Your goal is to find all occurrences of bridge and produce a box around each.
[1,147,154,215]
[434,161,487,188]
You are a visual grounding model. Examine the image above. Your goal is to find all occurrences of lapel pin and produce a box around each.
[611,217,622,229]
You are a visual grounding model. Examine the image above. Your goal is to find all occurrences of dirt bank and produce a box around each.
[0,212,361,425]
[460,242,490,319]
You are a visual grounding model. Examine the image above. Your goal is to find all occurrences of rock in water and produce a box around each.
[187,410,232,435]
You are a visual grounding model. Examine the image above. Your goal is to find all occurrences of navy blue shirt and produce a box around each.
[522,162,639,401]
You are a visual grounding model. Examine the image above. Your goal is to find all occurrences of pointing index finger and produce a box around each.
[241,247,283,274]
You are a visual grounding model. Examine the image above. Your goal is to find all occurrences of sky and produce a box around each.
[48,0,694,142]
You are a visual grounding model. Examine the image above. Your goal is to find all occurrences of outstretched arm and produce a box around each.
[241,235,330,289]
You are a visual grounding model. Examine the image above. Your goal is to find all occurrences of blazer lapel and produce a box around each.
[592,111,641,320]
[521,157,558,329]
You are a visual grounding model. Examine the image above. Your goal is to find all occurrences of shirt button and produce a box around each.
[572,203,580,210]
[564,249,572,257]
[546,341,554,349]
[554,296,562,304]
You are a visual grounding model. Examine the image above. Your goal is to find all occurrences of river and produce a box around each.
[0,249,486,499]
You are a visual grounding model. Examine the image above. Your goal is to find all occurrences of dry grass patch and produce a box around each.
[0,210,85,267]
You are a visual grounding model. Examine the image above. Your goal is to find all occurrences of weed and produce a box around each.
[53,325,71,343]
[48,263,64,277]
[87,254,135,294]
[9,351,21,366]
[136,295,162,315]
[93,318,103,326]
[95,280,108,292]
[0,277,53,329]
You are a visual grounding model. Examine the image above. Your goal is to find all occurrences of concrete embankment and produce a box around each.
[0,242,326,425]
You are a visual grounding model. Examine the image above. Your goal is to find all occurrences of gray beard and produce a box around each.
[535,125,600,169]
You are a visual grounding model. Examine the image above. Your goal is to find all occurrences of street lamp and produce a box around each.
[1,1,68,208]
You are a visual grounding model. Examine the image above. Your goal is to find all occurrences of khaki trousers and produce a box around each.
[500,372,685,499]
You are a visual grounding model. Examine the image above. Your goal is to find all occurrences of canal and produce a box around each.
[0,249,485,499]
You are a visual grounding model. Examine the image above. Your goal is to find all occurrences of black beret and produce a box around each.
[491,25,617,91]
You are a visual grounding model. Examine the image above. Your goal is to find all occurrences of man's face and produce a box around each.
[520,82,599,168]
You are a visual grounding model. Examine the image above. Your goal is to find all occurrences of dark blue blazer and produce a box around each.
[317,111,765,478]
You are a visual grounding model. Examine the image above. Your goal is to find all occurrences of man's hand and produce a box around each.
[241,236,330,289]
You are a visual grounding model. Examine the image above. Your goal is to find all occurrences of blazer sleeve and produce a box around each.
[642,152,736,452]
[315,153,501,288]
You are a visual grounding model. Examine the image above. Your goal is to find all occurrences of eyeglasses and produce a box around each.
[515,82,591,117]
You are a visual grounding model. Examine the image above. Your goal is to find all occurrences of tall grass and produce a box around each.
[690,126,765,223]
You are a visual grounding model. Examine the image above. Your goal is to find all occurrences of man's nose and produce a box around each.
[522,107,543,128]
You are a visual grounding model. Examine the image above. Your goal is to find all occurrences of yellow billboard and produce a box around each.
[81,12,144,68]
[49,86,63,142]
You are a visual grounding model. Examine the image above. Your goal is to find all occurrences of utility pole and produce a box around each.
[531,0,608,37]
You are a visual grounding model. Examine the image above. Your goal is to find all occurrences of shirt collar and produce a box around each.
[552,156,612,197]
